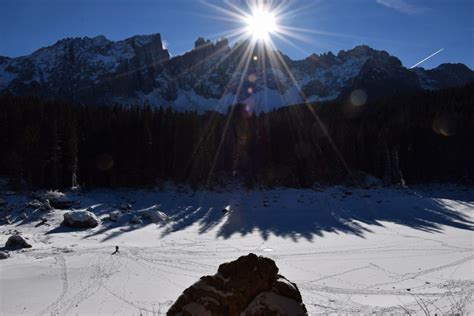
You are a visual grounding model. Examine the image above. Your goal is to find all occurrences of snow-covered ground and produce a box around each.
[0,184,473,315]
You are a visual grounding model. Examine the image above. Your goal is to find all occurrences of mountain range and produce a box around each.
[1,32,473,112]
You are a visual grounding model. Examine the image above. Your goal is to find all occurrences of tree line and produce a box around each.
[0,84,473,189]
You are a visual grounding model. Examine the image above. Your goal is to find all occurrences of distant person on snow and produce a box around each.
[112,246,119,255]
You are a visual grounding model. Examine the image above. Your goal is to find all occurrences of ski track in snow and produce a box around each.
[0,185,473,315]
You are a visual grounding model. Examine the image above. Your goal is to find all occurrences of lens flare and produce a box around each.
[350,89,367,106]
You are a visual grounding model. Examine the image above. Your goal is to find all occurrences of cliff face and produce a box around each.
[1,33,473,112]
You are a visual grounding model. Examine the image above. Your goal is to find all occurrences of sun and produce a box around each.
[244,7,278,41]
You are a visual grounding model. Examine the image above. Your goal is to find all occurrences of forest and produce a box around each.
[1,84,473,189]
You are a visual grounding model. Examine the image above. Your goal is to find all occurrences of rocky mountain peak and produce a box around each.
[434,63,472,73]
[0,33,472,112]
[194,37,210,49]
[338,45,390,60]
[303,51,338,70]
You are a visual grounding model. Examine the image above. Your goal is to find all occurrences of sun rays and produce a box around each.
[72,0,357,184]
[193,0,358,184]
[198,0,322,108]
[244,5,278,41]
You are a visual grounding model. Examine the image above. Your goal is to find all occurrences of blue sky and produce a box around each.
[0,0,472,69]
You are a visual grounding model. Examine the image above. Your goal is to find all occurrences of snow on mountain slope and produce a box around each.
[0,63,17,89]
[0,33,473,112]
[0,184,473,314]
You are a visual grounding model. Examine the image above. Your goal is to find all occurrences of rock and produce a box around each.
[364,174,383,187]
[37,218,48,226]
[138,206,169,223]
[130,215,142,224]
[167,253,307,316]
[37,191,75,209]
[5,235,32,249]
[222,205,231,214]
[63,211,99,228]
[120,203,132,211]
[0,251,10,259]
[272,277,303,301]
[49,197,74,209]
[26,199,53,211]
[243,289,306,315]
[0,198,7,206]
[26,199,43,209]
[41,199,53,211]
[109,211,120,222]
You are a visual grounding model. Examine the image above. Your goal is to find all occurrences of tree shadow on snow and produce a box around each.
[160,186,474,241]
[39,186,474,242]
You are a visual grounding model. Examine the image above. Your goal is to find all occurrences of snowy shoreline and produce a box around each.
[1,184,473,314]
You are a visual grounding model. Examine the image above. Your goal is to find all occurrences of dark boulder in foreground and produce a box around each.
[63,211,99,228]
[167,253,307,316]
[0,251,10,259]
[5,235,32,249]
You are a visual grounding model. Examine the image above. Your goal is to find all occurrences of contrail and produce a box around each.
[410,48,444,68]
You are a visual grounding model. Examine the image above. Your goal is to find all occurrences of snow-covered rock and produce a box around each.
[138,206,169,223]
[108,211,121,222]
[63,210,99,228]
[25,199,43,209]
[244,290,306,315]
[129,215,142,224]
[0,251,10,259]
[26,198,54,211]
[41,199,53,211]
[5,235,32,249]
[119,203,132,211]
[36,191,75,209]
[222,205,231,214]
[168,253,307,315]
